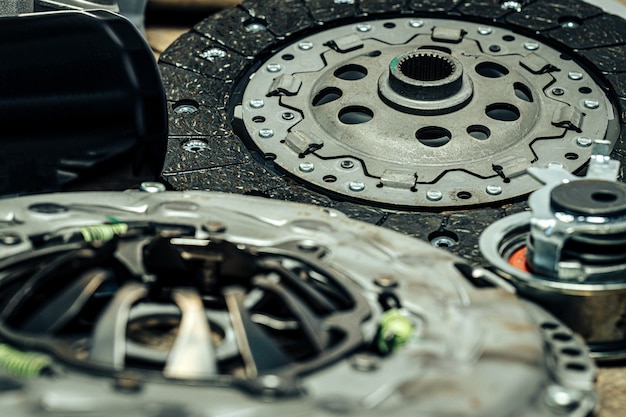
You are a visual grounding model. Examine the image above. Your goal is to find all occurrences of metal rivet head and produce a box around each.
[245,22,266,32]
[299,162,315,173]
[356,23,372,32]
[551,87,565,96]
[249,99,265,109]
[576,137,593,147]
[349,181,365,192]
[374,274,398,288]
[340,160,355,169]
[139,182,166,193]
[350,353,380,372]
[298,41,313,50]
[258,128,274,138]
[426,190,443,201]
[544,385,581,410]
[174,104,198,114]
[477,27,493,35]
[584,99,600,109]
[203,221,227,233]
[282,112,295,121]
[486,185,503,195]
[523,42,539,51]
[266,63,282,73]
[0,233,21,246]
[568,71,583,81]
[200,48,226,60]
[409,19,424,28]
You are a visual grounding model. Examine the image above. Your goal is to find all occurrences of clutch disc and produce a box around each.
[158,0,626,262]
[0,188,597,416]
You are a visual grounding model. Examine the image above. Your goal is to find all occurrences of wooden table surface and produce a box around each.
[145,2,626,415]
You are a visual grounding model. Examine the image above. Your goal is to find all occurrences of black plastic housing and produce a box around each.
[0,9,167,195]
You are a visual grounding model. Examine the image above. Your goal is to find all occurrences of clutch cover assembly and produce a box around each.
[0,189,597,416]
[159,0,626,261]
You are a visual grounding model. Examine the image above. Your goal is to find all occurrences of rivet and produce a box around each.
[409,19,424,28]
[299,162,315,173]
[486,185,502,195]
[340,160,355,169]
[139,182,166,193]
[266,63,282,73]
[584,99,600,109]
[356,23,372,32]
[576,137,592,147]
[258,128,274,138]
[568,71,583,81]
[426,190,443,201]
[298,41,314,50]
[249,99,265,109]
[523,42,539,51]
[477,27,493,35]
[349,181,365,192]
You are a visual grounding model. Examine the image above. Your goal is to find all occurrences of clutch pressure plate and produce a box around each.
[0,189,597,416]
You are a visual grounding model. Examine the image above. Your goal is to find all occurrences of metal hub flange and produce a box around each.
[379,49,473,113]
[236,18,618,208]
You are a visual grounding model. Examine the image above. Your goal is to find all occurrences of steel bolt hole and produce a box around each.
[502,35,515,42]
[323,175,337,183]
[252,116,266,123]
[368,50,382,57]
[558,16,583,29]
[281,54,295,61]
[428,230,459,248]
[334,64,368,80]
[591,191,618,203]
[383,22,396,28]
[467,125,491,140]
[561,348,583,357]
[338,106,373,125]
[486,103,520,121]
[552,332,573,342]
[489,45,501,53]
[541,322,559,330]
[514,82,533,102]
[565,152,579,160]
[416,126,452,147]
[579,86,592,94]
[400,54,453,81]
[565,363,588,372]
[476,62,509,78]
[313,87,343,106]
[457,191,472,200]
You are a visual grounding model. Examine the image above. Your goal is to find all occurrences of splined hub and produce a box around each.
[236,18,617,207]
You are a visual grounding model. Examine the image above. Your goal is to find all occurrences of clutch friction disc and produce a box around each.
[0,189,597,416]
[158,0,626,263]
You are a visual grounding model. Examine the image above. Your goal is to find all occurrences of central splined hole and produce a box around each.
[400,54,453,82]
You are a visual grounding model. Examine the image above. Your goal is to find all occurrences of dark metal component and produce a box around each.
[550,179,626,216]
[0,10,167,196]
[505,1,603,31]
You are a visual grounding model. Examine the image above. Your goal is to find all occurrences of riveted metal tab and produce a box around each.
[267,74,302,96]
[552,106,584,131]
[285,130,324,155]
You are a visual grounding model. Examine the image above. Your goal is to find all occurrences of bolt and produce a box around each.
[249,99,265,109]
[266,63,282,73]
[350,353,380,372]
[409,19,424,28]
[356,23,372,32]
[374,274,398,288]
[551,87,565,96]
[258,128,274,138]
[139,182,166,193]
[544,385,581,411]
[523,41,539,51]
[349,181,365,192]
[203,221,227,233]
[486,185,502,195]
[281,112,295,121]
[0,233,21,246]
[340,160,355,169]
[174,104,198,114]
[477,26,493,35]
[576,137,593,147]
[584,99,600,109]
[426,190,443,201]
[568,71,583,81]
[299,161,315,173]
[298,41,313,50]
